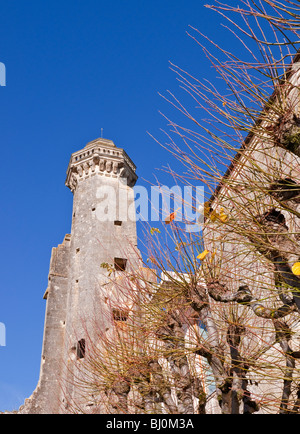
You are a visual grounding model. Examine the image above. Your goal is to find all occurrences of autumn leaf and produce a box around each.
[205,206,228,223]
[197,249,209,260]
[165,212,176,224]
[218,208,228,223]
[210,250,217,261]
[292,262,300,276]
[198,201,211,218]
[210,210,219,222]
[165,208,180,224]
[150,227,161,235]
[100,262,114,276]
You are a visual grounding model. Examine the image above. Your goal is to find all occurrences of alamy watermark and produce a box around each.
[95,179,205,233]
[0,322,6,346]
[0,62,6,86]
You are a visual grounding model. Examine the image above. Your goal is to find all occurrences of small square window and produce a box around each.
[114,220,122,226]
[114,257,127,271]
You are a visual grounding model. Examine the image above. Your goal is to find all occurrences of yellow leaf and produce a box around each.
[207,207,228,223]
[210,250,217,260]
[219,210,228,223]
[210,210,219,222]
[150,227,161,235]
[292,262,300,276]
[197,249,209,260]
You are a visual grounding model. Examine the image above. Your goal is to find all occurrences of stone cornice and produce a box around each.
[65,138,138,192]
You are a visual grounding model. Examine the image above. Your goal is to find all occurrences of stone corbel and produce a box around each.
[119,166,127,179]
[69,173,78,192]
[113,161,119,174]
[90,160,96,172]
[83,162,89,175]
[92,156,100,172]
[99,159,106,172]
[106,161,112,173]
[77,165,83,177]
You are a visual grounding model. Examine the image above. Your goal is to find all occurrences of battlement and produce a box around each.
[65,138,137,192]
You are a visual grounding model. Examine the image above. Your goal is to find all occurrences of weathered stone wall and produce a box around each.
[19,235,71,414]
[202,60,300,413]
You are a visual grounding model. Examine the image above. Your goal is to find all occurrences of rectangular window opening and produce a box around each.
[114,257,127,271]
[114,220,122,226]
[76,338,86,359]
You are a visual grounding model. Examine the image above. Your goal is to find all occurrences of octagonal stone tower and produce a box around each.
[20,138,141,414]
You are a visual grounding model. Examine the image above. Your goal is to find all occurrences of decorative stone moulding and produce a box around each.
[65,138,138,192]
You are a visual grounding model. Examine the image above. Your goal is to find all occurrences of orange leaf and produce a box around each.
[165,208,180,224]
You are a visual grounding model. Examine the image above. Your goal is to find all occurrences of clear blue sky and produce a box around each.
[0,0,231,411]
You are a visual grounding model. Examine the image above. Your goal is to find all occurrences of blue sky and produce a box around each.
[0,0,233,411]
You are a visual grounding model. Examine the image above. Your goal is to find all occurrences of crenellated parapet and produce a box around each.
[65,138,138,192]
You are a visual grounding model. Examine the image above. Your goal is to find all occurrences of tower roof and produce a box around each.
[84,138,116,149]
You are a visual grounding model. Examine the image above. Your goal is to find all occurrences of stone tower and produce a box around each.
[20,138,141,414]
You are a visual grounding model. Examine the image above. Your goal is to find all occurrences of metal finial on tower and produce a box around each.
[101,128,103,138]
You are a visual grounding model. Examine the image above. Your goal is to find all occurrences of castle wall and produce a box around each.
[19,235,71,414]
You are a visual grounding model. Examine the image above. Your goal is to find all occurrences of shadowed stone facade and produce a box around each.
[202,57,300,413]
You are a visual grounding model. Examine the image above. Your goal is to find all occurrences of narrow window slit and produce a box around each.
[76,338,85,359]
